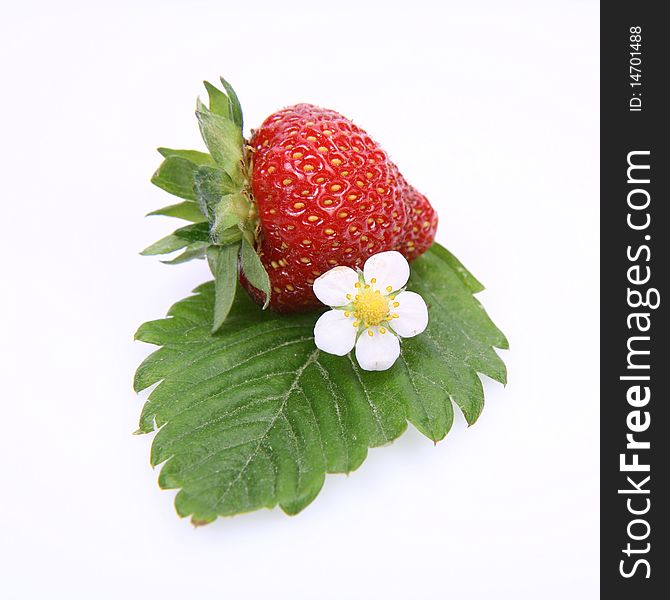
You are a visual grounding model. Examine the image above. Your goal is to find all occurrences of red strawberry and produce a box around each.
[147,79,439,328]
[397,177,439,261]
[243,104,436,312]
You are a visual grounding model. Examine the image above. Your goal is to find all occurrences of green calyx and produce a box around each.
[142,77,270,332]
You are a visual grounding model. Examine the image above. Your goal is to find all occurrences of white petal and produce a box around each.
[313,266,358,307]
[314,310,357,356]
[391,291,429,338]
[355,327,400,371]
[363,251,409,293]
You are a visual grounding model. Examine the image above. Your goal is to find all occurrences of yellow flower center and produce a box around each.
[353,289,390,326]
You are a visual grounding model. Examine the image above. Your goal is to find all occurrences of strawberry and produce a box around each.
[243,104,435,312]
[397,177,439,262]
[147,79,438,328]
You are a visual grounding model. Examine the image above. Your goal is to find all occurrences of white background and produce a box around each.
[0,1,599,598]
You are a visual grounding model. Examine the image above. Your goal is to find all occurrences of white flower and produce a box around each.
[312,251,428,371]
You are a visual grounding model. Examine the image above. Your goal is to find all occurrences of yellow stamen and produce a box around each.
[352,288,391,327]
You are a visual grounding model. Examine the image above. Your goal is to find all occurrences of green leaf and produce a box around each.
[151,156,201,201]
[173,222,210,243]
[193,165,237,221]
[206,244,240,333]
[219,76,243,129]
[203,81,230,119]
[212,195,244,232]
[211,193,251,245]
[148,201,205,223]
[239,237,271,309]
[161,241,210,265]
[141,223,210,257]
[213,225,243,246]
[195,102,244,183]
[427,243,484,293]
[403,247,508,430]
[192,164,250,245]
[134,243,507,524]
[157,147,216,166]
[140,234,190,256]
